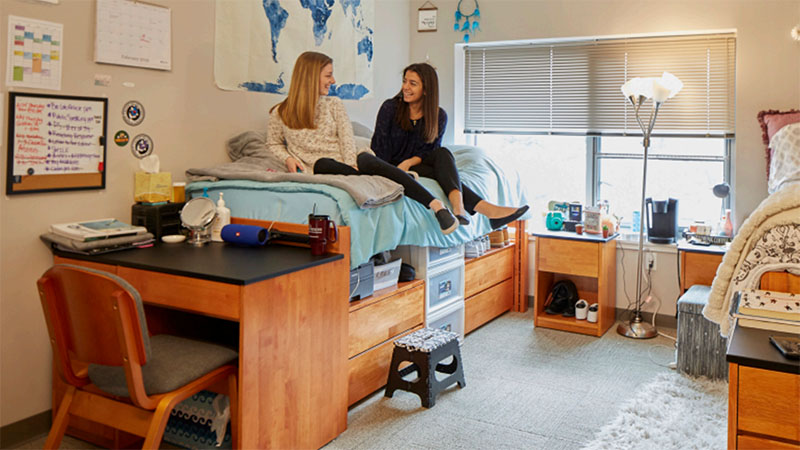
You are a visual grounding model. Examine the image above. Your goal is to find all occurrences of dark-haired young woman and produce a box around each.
[371,63,528,230]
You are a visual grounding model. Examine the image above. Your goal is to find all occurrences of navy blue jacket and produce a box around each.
[370,98,447,166]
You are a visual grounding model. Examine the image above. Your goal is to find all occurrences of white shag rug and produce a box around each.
[582,372,728,450]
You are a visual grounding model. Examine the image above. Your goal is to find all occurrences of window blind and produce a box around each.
[464,33,735,137]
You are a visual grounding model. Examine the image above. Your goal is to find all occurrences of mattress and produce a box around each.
[186,146,530,268]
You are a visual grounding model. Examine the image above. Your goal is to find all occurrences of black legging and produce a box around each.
[408,147,482,215]
[315,153,438,208]
[315,149,483,213]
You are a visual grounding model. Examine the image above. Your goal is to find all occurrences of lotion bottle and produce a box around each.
[211,193,231,242]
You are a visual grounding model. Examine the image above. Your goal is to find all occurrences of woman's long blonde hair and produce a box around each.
[272,51,333,129]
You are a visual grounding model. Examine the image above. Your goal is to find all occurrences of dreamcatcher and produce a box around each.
[454,0,480,42]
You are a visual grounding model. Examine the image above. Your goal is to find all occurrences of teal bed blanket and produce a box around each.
[187,146,530,268]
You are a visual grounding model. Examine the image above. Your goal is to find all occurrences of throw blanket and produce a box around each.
[186,131,403,209]
[703,182,800,336]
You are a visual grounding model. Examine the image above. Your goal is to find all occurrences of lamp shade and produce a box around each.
[621,72,682,102]
[652,72,683,102]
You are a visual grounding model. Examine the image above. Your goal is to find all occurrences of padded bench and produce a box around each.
[677,285,728,380]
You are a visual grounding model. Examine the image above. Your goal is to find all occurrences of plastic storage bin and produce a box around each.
[426,260,465,313]
[394,245,464,278]
[427,300,465,339]
[373,259,402,291]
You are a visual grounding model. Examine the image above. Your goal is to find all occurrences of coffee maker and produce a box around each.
[646,198,678,244]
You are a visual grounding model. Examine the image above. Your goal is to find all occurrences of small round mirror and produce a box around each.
[180,197,216,246]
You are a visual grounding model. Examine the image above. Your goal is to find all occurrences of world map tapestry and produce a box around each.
[214,0,374,100]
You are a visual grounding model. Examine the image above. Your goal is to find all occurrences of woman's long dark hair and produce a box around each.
[394,63,439,143]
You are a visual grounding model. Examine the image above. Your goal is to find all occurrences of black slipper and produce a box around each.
[489,205,530,230]
[435,209,459,235]
[456,214,471,226]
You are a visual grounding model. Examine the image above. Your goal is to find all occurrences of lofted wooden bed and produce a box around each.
[233,216,529,405]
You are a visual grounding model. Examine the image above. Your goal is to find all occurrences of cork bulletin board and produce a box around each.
[6,92,108,194]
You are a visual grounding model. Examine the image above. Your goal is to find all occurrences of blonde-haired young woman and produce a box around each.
[267,51,460,234]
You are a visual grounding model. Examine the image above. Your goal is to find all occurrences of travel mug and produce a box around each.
[308,214,338,255]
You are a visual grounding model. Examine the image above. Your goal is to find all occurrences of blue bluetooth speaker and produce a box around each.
[220,224,269,246]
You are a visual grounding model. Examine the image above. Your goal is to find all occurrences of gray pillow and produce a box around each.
[352,121,374,139]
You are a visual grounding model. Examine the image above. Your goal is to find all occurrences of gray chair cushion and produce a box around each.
[57,264,151,359]
[89,334,238,397]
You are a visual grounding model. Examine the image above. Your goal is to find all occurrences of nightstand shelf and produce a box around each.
[532,231,617,337]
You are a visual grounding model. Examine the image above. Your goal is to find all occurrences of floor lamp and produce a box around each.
[617,72,683,339]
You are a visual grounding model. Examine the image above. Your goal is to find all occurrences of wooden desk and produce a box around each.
[54,243,348,449]
[727,325,800,449]
[678,240,726,291]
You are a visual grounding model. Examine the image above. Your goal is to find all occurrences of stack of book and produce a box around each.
[41,218,154,255]
[732,288,800,334]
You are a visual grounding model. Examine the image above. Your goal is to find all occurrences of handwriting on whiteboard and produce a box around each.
[13,97,104,176]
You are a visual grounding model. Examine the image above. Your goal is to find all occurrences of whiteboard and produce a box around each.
[6,92,107,194]
[94,0,171,71]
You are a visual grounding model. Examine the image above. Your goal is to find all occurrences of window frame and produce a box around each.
[466,133,733,220]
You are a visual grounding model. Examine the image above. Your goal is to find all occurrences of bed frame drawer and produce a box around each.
[465,279,513,334]
[348,283,424,358]
[537,238,598,277]
[464,246,513,298]
[737,365,800,442]
[348,326,422,406]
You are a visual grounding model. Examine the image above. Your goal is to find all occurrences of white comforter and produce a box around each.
[702,181,800,336]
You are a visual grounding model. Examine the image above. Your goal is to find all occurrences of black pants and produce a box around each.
[315,149,484,213]
[410,147,483,215]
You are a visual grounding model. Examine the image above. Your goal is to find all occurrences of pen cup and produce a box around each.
[172,182,186,203]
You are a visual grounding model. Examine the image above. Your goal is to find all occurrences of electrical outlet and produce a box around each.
[646,252,657,271]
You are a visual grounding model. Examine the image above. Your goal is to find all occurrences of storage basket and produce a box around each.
[373,258,402,291]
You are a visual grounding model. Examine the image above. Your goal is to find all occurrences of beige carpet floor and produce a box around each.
[16,311,682,449]
[323,311,679,450]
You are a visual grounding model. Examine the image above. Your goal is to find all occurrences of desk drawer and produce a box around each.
[118,267,240,321]
[464,246,513,298]
[738,365,800,442]
[537,238,598,277]
[348,283,424,358]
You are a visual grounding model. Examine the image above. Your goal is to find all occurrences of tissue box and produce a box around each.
[134,172,172,203]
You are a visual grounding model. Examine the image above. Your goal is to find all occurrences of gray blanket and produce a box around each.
[185,131,403,209]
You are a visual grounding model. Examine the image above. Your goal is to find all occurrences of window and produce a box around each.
[456,32,736,230]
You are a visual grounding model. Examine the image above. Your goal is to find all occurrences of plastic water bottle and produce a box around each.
[632,211,641,233]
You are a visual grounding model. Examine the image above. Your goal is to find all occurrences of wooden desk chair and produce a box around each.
[37,264,239,449]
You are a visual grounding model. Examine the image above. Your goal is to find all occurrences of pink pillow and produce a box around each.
[758,109,800,178]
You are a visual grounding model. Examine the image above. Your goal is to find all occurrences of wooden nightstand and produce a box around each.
[678,240,726,291]
[532,230,617,336]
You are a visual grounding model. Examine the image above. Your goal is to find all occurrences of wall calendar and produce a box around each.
[94,0,171,71]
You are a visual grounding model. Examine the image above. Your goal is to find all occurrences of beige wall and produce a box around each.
[0,0,409,426]
[410,0,800,226]
[411,0,800,316]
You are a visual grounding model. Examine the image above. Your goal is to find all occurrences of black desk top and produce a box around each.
[726,325,800,374]
[54,242,343,285]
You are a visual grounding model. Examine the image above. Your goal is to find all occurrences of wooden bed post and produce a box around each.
[513,219,528,312]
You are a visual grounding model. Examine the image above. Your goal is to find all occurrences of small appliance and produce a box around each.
[545,211,564,231]
[646,198,678,244]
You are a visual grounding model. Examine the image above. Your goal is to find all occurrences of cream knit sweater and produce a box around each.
[267,96,359,173]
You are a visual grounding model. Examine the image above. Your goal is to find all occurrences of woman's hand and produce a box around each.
[285,157,306,173]
[397,157,420,172]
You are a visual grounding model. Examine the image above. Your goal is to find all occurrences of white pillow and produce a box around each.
[768,122,800,193]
